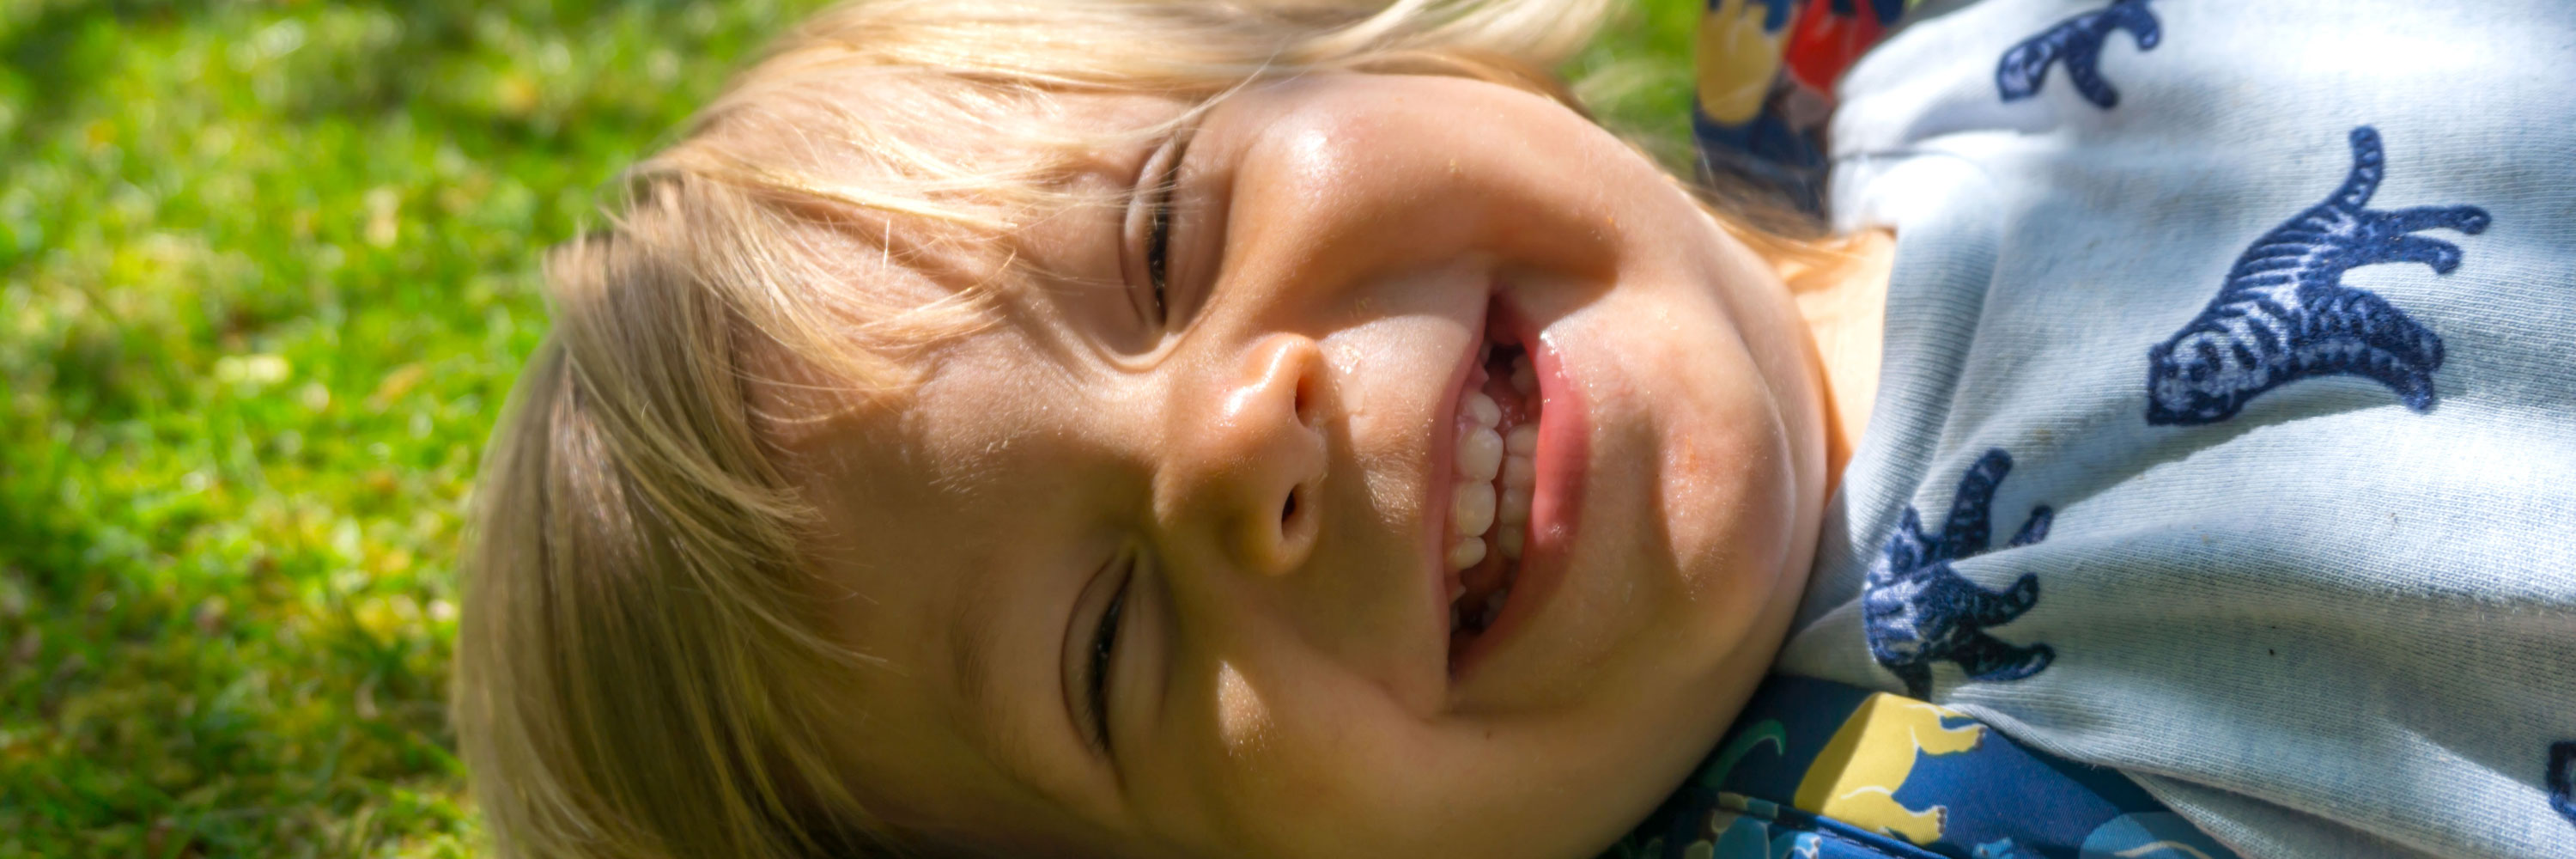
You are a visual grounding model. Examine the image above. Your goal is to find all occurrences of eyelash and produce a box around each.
[1085,559,1133,752]
[1141,133,1184,326]
[1145,194,1171,325]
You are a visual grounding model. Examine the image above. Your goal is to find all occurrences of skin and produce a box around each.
[760,72,1887,858]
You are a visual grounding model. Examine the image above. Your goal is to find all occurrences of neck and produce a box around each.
[1782,228,1894,499]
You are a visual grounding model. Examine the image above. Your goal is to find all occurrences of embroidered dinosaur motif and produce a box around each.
[1996,0,2160,108]
[2549,741,2576,827]
[1863,448,2055,699]
[2146,126,2489,425]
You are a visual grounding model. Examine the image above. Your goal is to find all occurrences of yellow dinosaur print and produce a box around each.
[1790,693,1984,845]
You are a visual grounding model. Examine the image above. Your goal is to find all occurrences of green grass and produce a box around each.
[0,1,1690,855]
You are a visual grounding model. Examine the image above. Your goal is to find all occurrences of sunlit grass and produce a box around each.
[0,1,1689,854]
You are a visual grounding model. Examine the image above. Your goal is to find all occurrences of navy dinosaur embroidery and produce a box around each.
[2146,126,2489,425]
[2550,741,2576,828]
[1863,448,2056,699]
[1996,0,2160,108]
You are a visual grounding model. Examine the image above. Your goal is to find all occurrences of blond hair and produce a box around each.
[451,2,1843,856]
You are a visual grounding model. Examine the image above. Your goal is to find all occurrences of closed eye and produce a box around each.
[1145,186,1172,325]
[1132,127,1188,329]
[1084,556,1133,752]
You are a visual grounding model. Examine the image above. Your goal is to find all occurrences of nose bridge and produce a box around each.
[1158,332,1327,578]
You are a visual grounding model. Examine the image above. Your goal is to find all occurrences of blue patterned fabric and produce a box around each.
[1732,1,2576,856]
[1602,676,2239,859]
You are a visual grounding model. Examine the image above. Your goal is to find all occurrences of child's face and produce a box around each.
[769,72,1829,858]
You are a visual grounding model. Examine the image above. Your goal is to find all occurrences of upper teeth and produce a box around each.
[1446,356,1541,571]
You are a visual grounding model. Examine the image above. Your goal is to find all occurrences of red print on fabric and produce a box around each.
[1783,0,1896,94]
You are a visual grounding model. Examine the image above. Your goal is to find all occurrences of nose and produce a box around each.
[1159,333,1327,577]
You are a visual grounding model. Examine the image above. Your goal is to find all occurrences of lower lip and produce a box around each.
[1449,297,1587,682]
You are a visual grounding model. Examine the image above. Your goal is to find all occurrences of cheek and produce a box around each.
[1654,349,1795,598]
[1143,643,1705,859]
[1212,660,1272,754]
[1141,673,1412,856]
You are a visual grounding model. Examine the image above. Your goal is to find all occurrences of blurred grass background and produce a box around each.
[0,0,1692,855]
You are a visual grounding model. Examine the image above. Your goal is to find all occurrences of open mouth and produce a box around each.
[1441,315,1544,661]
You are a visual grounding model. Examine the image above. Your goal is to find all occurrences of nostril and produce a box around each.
[1292,374,1318,430]
[1278,484,1318,558]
